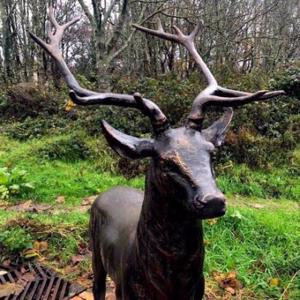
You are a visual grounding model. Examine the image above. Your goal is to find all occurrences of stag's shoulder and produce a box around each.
[92,186,144,228]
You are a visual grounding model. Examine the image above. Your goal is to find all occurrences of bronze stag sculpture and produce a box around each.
[30,8,285,300]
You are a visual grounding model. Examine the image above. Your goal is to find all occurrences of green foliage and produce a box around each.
[0,227,33,253]
[0,83,63,120]
[217,164,300,200]
[0,166,34,200]
[36,133,91,162]
[4,116,70,140]
[269,64,300,98]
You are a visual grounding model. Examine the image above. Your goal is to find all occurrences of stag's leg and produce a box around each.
[194,276,205,300]
[92,256,107,300]
[90,205,107,300]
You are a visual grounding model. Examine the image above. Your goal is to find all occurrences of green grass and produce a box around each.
[1,134,299,204]
[0,134,144,204]
[204,203,300,299]
[0,133,299,298]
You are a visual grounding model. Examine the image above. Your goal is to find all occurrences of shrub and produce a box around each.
[269,64,300,98]
[0,227,33,253]
[3,116,72,140]
[0,166,34,200]
[0,82,64,120]
[36,133,91,162]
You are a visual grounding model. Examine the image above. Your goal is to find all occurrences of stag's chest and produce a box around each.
[121,245,204,300]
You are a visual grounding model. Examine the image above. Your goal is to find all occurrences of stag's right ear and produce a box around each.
[101,121,155,160]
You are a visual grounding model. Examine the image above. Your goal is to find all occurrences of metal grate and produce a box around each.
[0,262,86,300]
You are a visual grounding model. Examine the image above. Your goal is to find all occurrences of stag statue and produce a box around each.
[30,8,285,300]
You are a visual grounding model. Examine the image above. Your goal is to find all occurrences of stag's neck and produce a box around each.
[132,162,204,296]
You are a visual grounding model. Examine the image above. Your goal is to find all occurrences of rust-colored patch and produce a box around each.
[162,151,195,184]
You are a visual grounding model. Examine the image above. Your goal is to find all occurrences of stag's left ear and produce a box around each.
[202,108,233,147]
[101,121,155,160]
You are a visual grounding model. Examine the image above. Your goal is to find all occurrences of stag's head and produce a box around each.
[29,8,285,219]
[101,97,232,219]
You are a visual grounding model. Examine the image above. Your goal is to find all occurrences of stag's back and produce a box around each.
[90,186,143,281]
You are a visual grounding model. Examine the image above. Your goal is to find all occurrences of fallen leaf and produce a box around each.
[33,241,48,252]
[213,270,242,293]
[65,99,76,112]
[39,241,48,252]
[82,196,97,206]
[203,240,210,246]
[10,200,32,211]
[250,203,265,209]
[0,270,8,276]
[106,293,116,300]
[56,196,65,204]
[21,272,35,282]
[78,291,94,300]
[0,283,24,297]
[225,286,236,295]
[2,259,11,267]
[207,219,218,225]
[8,200,52,213]
[23,249,39,259]
[71,255,86,265]
[269,277,280,287]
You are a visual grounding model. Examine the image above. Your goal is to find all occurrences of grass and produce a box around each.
[0,133,299,298]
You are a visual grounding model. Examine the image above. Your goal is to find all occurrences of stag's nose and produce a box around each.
[196,193,227,219]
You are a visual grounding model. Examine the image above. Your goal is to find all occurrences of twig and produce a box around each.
[279,270,300,300]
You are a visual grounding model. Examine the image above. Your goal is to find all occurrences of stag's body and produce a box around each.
[29,8,285,300]
[91,176,204,300]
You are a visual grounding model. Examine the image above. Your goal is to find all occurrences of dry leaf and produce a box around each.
[269,278,280,287]
[225,286,236,295]
[2,259,11,267]
[78,291,94,300]
[250,203,265,209]
[0,270,8,276]
[9,200,51,213]
[71,255,85,265]
[204,240,210,246]
[56,196,65,204]
[33,241,48,252]
[21,272,35,282]
[11,200,32,211]
[65,99,76,112]
[23,249,39,259]
[82,196,97,206]
[106,293,116,300]
[207,219,218,225]
[0,283,24,297]
[213,270,242,293]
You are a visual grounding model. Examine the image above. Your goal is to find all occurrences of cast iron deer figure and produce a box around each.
[30,9,285,300]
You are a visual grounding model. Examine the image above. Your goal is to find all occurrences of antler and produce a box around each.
[133,19,286,129]
[29,7,168,133]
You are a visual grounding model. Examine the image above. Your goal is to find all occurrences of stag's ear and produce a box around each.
[101,121,155,159]
[202,108,233,147]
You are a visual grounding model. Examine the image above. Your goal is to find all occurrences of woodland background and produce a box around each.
[0,0,299,299]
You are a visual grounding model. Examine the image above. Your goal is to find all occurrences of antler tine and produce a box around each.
[134,19,286,130]
[188,89,286,129]
[29,7,168,134]
[133,21,218,87]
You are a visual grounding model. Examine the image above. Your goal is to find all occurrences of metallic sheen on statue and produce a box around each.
[30,7,286,300]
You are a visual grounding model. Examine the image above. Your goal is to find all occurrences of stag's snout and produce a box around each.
[194,193,226,219]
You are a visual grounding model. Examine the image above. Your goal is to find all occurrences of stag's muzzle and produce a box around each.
[194,193,226,219]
